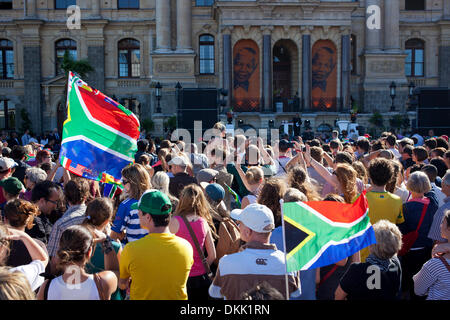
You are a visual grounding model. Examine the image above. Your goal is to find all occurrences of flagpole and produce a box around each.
[280,199,290,301]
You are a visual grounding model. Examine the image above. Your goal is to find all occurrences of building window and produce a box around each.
[405,0,425,11]
[199,35,214,74]
[0,39,14,79]
[0,0,13,10]
[55,0,76,9]
[118,39,140,78]
[0,99,15,130]
[118,0,139,9]
[196,0,214,6]
[405,39,424,77]
[55,39,77,76]
[351,34,357,75]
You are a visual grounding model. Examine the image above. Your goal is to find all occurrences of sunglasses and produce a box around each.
[46,199,58,205]
[122,179,130,185]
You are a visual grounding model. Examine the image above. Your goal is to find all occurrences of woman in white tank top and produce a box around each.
[37,225,117,300]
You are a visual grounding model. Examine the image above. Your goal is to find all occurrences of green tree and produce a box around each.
[20,108,32,134]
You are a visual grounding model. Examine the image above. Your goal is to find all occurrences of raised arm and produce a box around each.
[305,145,339,188]
[7,228,48,267]
[257,137,274,166]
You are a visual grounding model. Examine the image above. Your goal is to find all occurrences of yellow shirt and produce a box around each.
[120,233,193,300]
[360,191,405,262]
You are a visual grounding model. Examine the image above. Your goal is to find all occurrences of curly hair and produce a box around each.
[334,164,358,204]
[352,161,368,185]
[4,199,39,230]
[368,158,394,187]
[257,178,287,228]
[287,167,321,202]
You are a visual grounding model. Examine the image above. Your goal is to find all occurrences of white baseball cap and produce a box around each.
[168,156,189,167]
[0,157,17,172]
[230,203,275,233]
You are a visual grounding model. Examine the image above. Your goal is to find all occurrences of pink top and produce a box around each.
[174,215,209,277]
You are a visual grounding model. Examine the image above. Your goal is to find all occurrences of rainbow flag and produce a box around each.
[60,72,139,184]
[282,192,375,272]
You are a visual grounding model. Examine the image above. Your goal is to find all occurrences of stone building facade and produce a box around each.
[0,0,449,137]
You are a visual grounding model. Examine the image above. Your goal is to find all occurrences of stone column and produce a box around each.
[302,34,311,110]
[87,46,105,91]
[262,33,272,112]
[341,34,351,111]
[365,0,382,52]
[384,0,400,51]
[156,0,171,52]
[176,0,193,52]
[91,0,101,17]
[222,33,232,109]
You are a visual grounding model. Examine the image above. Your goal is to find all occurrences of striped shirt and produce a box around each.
[209,241,301,300]
[111,198,148,243]
[413,257,450,300]
[47,204,87,257]
[427,197,450,243]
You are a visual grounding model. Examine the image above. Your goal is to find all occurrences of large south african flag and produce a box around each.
[282,192,376,272]
[59,72,140,184]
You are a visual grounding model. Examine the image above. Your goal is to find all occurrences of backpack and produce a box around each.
[214,217,241,265]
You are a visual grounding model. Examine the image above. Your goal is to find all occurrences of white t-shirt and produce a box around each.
[395,186,410,203]
[10,260,45,291]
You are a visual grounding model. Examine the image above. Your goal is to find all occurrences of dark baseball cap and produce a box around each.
[0,177,25,196]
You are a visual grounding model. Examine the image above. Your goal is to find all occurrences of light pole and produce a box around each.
[389,81,397,112]
[155,82,162,113]
[407,81,416,112]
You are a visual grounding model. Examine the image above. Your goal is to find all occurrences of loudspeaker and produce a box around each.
[416,88,450,136]
[178,89,218,137]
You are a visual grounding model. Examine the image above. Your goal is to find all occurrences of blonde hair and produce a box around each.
[245,166,264,185]
[23,145,33,156]
[121,163,151,200]
[174,184,217,238]
[151,171,170,195]
[334,164,358,204]
[0,268,35,300]
[369,220,403,260]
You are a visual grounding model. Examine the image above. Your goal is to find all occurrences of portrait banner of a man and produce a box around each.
[232,40,260,112]
[311,40,337,111]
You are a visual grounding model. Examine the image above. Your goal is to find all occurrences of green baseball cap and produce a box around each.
[0,177,25,196]
[131,189,172,215]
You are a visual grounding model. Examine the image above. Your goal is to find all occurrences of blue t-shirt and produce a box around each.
[111,198,148,243]
[270,226,316,300]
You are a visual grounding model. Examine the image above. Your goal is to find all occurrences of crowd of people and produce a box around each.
[0,123,449,301]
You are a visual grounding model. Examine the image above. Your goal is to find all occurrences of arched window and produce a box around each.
[405,39,424,77]
[118,39,140,78]
[0,39,14,79]
[199,35,214,74]
[55,39,77,76]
